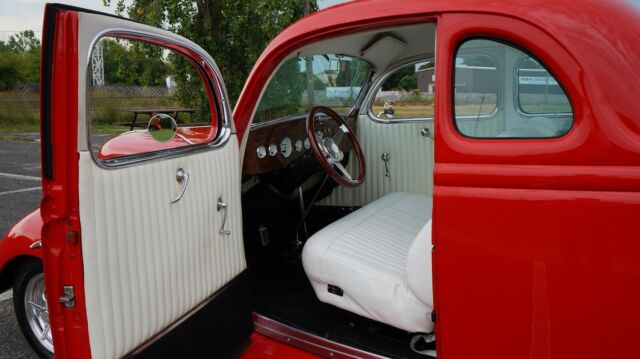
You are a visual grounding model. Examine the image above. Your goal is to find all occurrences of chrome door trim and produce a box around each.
[83,26,234,170]
[253,313,388,359]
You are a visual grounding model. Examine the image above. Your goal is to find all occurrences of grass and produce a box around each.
[0,91,40,135]
[0,90,189,139]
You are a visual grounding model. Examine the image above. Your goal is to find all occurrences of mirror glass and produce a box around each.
[147,114,178,142]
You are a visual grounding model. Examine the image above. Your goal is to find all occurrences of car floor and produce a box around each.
[247,211,435,359]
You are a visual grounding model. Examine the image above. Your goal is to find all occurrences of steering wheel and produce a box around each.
[306,106,366,188]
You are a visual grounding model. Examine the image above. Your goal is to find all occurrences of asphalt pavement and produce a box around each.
[0,136,42,358]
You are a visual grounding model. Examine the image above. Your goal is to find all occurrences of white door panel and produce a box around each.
[319,115,434,207]
[79,136,244,359]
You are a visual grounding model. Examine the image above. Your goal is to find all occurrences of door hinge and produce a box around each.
[59,286,76,308]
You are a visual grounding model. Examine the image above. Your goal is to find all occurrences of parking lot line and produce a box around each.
[0,187,40,197]
[0,290,11,302]
[0,172,40,182]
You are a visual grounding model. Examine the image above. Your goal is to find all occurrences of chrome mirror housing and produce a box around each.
[147,114,178,142]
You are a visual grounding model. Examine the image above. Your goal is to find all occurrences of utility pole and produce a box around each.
[91,40,105,86]
[304,0,315,108]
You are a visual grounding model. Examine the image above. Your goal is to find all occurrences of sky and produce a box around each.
[2,0,638,40]
[0,0,352,41]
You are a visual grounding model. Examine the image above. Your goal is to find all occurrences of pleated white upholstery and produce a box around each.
[302,192,433,333]
[78,136,245,359]
[318,115,434,207]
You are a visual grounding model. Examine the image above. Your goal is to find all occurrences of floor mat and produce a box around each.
[249,260,435,359]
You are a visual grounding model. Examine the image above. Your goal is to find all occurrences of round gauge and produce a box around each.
[280,137,292,158]
[295,139,303,152]
[268,143,278,157]
[304,138,311,150]
[256,145,267,159]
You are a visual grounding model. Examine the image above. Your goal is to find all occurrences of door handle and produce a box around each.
[381,152,391,178]
[217,198,231,235]
[171,168,190,204]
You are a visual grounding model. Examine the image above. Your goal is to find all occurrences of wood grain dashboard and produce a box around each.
[242,117,354,175]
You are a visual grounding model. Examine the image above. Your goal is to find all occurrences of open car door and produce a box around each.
[40,4,251,358]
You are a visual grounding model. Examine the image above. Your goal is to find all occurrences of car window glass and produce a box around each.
[253,54,371,123]
[88,36,216,163]
[517,57,572,115]
[370,61,435,121]
[453,39,573,138]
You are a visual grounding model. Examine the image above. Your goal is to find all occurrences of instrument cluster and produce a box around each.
[256,136,311,159]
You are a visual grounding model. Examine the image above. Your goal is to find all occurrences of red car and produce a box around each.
[2,1,640,358]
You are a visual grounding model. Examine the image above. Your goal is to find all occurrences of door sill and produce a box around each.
[253,313,387,359]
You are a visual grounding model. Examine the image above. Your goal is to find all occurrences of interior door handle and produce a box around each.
[217,198,231,235]
[171,168,190,204]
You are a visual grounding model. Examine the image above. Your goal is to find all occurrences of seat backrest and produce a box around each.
[406,220,433,307]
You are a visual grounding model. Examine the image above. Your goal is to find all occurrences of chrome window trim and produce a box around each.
[364,57,435,124]
[85,29,234,170]
[513,54,573,118]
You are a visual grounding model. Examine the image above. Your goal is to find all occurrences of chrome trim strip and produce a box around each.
[84,29,233,170]
[253,313,389,359]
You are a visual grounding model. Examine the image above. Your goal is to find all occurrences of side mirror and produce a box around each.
[147,114,178,142]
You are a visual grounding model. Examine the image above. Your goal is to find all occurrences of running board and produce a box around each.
[253,313,388,359]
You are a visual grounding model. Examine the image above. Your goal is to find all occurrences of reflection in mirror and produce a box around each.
[89,36,215,162]
[147,114,178,142]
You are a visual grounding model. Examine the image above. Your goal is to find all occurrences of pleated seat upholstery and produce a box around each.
[302,192,433,333]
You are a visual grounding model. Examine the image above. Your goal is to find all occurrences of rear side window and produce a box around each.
[453,39,573,138]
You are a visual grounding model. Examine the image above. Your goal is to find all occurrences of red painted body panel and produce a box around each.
[240,333,320,359]
[1,0,637,358]
[39,8,93,359]
[430,5,640,359]
[96,126,212,159]
[0,210,43,288]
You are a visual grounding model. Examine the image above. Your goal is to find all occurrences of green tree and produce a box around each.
[382,65,415,91]
[104,0,316,107]
[101,38,168,86]
[0,30,41,88]
[255,57,305,120]
[397,74,417,91]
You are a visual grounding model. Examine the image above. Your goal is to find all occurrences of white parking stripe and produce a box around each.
[0,187,41,196]
[0,290,11,302]
[0,172,41,181]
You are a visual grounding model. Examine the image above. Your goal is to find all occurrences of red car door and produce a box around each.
[432,10,640,359]
[40,4,251,358]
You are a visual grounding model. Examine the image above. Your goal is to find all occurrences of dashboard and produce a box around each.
[242,116,354,175]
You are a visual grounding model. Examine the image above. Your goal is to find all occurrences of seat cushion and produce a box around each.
[302,192,433,333]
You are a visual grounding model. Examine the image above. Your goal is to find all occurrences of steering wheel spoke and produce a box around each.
[332,162,353,181]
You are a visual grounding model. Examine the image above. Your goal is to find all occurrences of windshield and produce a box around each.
[253,54,371,123]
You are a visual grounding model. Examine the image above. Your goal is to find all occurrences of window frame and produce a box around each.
[85,30,232,169]
[451,37,574,139]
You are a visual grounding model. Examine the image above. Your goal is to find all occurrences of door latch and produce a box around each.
[217,198,231,235]
[421,127,433,139]
[381,153,391,178]
[59,286,76,308]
